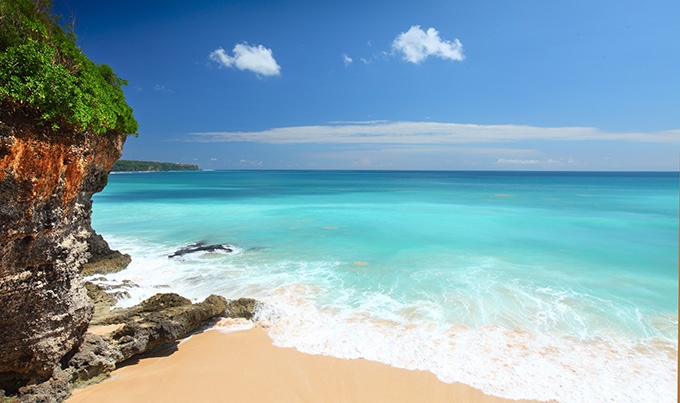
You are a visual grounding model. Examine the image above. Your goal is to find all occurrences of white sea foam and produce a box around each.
[91,234,678,403]
[213,317,255,333]
[254,284,677,403]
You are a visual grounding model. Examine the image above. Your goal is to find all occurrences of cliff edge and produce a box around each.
[0,2,238,400]
[0,110,127,395]
[0,0,137,396]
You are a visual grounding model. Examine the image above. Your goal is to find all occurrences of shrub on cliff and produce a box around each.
[0,0,138,135]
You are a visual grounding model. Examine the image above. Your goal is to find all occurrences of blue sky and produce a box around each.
[56,0,679,170]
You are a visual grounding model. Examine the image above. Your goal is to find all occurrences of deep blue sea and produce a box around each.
[90,170,678,402]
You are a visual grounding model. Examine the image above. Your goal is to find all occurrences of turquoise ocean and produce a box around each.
[89,170,678,402]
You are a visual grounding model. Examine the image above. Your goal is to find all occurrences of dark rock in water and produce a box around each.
[168,242,233,258]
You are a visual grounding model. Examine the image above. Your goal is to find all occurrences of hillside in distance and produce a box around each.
[112,160,200,172]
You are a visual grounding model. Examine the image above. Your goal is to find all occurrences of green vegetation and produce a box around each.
[0,0,138,135]
[112,160,200,172]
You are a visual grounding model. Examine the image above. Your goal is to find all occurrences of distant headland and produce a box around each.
[112,160,201,172]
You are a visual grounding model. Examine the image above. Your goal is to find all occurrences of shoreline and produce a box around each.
[67,327,548,403]
[84,170,678,402]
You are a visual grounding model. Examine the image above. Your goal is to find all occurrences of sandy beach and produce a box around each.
[67,327,546,403]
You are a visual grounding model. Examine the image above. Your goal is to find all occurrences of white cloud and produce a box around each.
[188,121,680,145]
[209,43,281,76]
[327,120,389,125]
[392,25,464,64]
[342,53,353,66]
[314,146,538,159]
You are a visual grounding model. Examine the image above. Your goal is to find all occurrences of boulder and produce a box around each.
[66,292,235,387]
[226,298,259,320]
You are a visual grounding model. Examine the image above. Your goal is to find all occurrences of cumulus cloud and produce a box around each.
[188,121,680,145]
[209,43,281,76]
[342,53,353,66]
[392,25,464,64]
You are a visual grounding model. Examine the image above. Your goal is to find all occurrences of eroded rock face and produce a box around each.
[0,110,126,394]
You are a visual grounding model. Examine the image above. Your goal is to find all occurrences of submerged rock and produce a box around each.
[168,242,233,258]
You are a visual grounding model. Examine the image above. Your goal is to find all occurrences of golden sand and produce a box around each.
[68,328,546,403]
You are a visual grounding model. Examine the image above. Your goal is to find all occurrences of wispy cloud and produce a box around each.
[495,158,543,165]
[342,53,353,66]
[187,121,680,145]
[209,43,281,77]
[239,159,263,167]
[392,25,464,64]
[309,145,538,163]
[153,84,173,93]
[299,145,544,170]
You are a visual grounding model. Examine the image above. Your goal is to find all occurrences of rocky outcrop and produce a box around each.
[67,285,257,387]
[89,292,230,356]
[224,297,258,320]
[0,110,126,395]
[0,109,259,401]
[81,232,131,276]
[8,283,242,400]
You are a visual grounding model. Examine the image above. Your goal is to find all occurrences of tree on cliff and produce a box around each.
[0,0,138,135]
[0,1,137,398]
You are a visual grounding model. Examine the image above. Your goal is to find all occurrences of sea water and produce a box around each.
[89,170,678,402]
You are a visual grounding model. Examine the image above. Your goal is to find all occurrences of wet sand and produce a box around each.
[68,328,547,403]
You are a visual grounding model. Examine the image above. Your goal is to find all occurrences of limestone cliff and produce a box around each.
[0,109,126,394]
